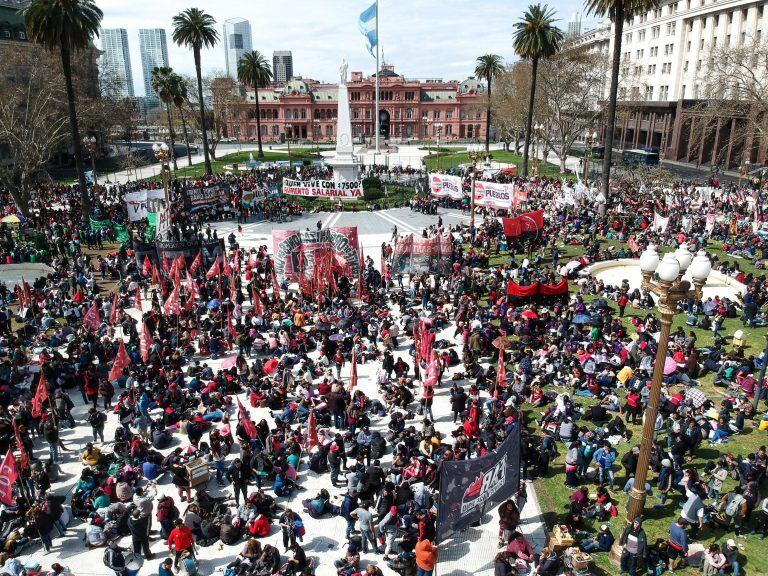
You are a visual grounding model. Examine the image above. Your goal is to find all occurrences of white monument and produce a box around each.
[326,58,361,183]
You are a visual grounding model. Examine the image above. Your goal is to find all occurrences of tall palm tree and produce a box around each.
[22,0,102,216]
[513,4,563,176]
[237,50,273,159]
[475,54,504,158]
[171,74,194,167]
[586,0,660,204]
[150,66,179,170]
[172,8,218,176]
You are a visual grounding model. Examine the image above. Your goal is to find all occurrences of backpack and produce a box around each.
[725,494,744,517]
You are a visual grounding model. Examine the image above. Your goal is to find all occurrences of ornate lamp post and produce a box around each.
[467,143,482,241]
[425,117,434,163]
[83,135,97,187]
[285,123,293,169]
[152,142,171,203]
[583,130,598,183]
[614,244,711,552]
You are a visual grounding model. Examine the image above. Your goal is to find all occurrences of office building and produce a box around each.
[572,0,767,168]
[223,18,252,78]
[567,13,583,38]
[273,50,294,82]
[99,28,134,97]
[139,28,169,106]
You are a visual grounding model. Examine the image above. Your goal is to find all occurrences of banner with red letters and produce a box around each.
[282,178,363,198]
[272,227,361,281]
[428,173,464,200]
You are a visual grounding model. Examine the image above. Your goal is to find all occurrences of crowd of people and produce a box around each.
[0,156,766,576]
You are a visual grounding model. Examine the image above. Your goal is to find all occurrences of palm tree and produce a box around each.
[172,8,218,176]
[22,0,102,216]
[513,4,563,176]
[237,50,273,159]
[586,0,660,204]
[171,74,194,167]
[150,66,179,170]
[474,54,504,158]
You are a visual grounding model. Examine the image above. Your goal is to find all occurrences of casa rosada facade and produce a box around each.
[225,64,488,144]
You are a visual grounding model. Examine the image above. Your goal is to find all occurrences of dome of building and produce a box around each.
[459,77,486,94]
[283,79,309,94]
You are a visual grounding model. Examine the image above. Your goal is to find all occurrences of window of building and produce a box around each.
[646,86,654,100]
[352,108,360,119]
[405,91,415,101]
[639,30,646,41]
[326,125,333,137]
[421,110,428,118]
[350,91,361,101]
[446,110,452,120]
[272,126,279,136]
[654,8,662,18]
[261,124,267,136]
[652,26,660,38]
[394,109,400,119]
[405,108,413,119]
[365,109,370,119]
[434,110,440,119]
[445,125,452,135]
[625,32,632,43]
[300,109,306,119]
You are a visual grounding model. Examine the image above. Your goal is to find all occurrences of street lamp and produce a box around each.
[435,122,443,171]
[83,135,97,187]
[619,244,711,537]
[467,143,482,241]
[533,123,545,175]
[425,118,434,164]
[583,130,598,183]
[152,142,171,204]
[313,120,321,156]
[285,123,293,169]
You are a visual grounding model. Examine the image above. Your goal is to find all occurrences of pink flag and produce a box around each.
[139,322,151,362]
[109,292,120,325]
[0,448,18,506]
[163,285,181,316]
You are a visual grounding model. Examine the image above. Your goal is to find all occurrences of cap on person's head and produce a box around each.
[390,505,398,515]
[727,539,736,548]
[600,524,608,531]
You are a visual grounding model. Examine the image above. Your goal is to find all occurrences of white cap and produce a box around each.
[600,524,608,531]
[727,539,736,548]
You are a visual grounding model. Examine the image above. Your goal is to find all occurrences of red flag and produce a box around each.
[83,302,101,331]
[142,256,152,276]
[189,252,202,274]
[307,410,319,449]
[15,285,23,310]
[31,374,49,418]
[413,323,420,364]
[222,253,232,277]
[163,284,181,316]
[237,399,257,438]
[0,448,18,506]
[227,310,237,340]
[349,349,358,392]
[133,284,142,311]
[232,251,240,275]
[205,256,220,280]
[251,288,263,315]
[168,257,179,283]
[271,267,280,298]
[21,278,31,308]
[139,322,151,362]
[162,254,170,273]
[109,339,131,381]
[151,263,162,286]
[495,348,506,400]
[109,292,120,324]
[11,420,28,472]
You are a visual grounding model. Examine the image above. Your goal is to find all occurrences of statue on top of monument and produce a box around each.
[339,58,348,85]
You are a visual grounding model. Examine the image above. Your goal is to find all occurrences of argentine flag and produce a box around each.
[359,1,377,57]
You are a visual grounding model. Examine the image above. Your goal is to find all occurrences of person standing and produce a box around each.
[351,501,380,554]
[226,458,250,506]
[618,517,646,575]
[415,538,438,576]
[128,508,153,560]
[87,407,106,443]
[167,518,195,569]
[667,517,689,572]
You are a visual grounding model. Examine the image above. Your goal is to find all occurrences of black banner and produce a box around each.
[133,239,224,268]
[437,424,521,542]
[183,184,228,209]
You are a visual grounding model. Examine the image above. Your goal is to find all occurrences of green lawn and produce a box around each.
[487,236,768,576]
[423,150,570,179]
[153,150,321,181]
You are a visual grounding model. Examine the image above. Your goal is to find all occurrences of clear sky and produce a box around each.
[99,0,597,97]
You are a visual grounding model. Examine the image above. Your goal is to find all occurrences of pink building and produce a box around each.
[226,64,488,144]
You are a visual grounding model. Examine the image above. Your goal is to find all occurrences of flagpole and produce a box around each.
[375,0,380,154]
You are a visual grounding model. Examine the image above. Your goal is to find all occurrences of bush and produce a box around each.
[364,187,384,201]
[362,175,382,190]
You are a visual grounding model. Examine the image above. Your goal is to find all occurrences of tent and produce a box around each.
[0,214,25,225]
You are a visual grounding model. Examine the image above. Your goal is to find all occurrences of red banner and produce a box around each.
[272,227,360,281]
[506,279,569,298]
[502,210,545,237]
